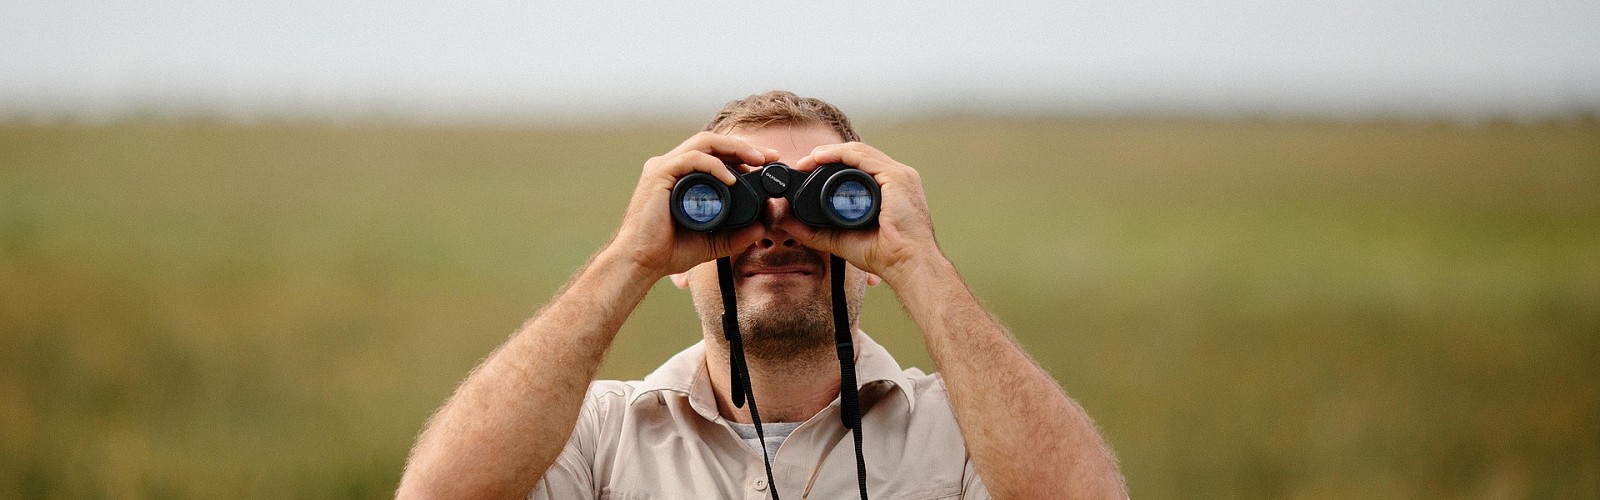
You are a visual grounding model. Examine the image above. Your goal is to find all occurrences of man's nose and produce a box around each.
[758,197,799,249]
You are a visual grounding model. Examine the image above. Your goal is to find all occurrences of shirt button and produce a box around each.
[754,478,768,491]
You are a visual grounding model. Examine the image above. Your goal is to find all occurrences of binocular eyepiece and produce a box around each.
[670,162,880,232]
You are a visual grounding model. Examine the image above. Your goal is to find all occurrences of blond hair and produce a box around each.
[703,90,861,142]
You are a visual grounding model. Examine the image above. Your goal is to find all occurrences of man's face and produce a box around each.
[674,123,872,360]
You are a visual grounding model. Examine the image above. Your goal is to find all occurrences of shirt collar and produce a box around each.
[630,332,918,420]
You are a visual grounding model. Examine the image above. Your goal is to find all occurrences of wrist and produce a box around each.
[589,245,666,292]
[881,248,957,290]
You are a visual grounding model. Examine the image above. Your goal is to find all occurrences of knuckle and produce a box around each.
[708,235,729,257]
[685,151,720,170]
[657,151,707,171]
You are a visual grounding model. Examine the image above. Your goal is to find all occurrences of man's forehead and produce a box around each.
[727,123,845,164]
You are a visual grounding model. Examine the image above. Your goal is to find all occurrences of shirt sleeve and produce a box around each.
[528,383,619,500]
[961,454,991,499]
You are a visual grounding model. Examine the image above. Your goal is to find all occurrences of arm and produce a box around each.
[787,144,1126,499]
[397,133,777,499]
[893,255,1126,499]
[397,250,651,499]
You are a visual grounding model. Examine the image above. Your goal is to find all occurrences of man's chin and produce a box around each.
[735,294,834,356]
[739,319,834,362]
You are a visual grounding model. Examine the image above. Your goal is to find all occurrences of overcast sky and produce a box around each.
[3,1,1597,122]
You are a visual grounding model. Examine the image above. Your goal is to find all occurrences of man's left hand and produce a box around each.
[785,143,941,286]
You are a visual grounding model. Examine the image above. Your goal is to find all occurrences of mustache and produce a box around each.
[735,248,824,274]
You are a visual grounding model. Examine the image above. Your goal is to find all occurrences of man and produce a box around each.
[398,91,1126,499]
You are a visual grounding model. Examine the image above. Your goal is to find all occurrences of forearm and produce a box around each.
[398,249,656,499]
[889,256,1126,500]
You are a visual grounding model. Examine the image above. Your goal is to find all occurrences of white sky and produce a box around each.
[3,1,1597,122]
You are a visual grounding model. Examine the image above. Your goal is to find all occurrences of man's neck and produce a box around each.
[704,332,857,424]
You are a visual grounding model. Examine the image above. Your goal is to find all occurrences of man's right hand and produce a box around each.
[605,131,779,279]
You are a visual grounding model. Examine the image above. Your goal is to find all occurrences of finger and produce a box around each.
[776,218,851,257]
[717,224,766,258]
[776,219,831,253]
[793,143,890,174]
[670,132,771,168]
[655,151,738,185]
[683,223,765,267]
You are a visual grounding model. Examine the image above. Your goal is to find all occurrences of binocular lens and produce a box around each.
[680,184,724,224]
[828,180,874,223]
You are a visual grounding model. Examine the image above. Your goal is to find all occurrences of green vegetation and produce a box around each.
[2,118,1596,498]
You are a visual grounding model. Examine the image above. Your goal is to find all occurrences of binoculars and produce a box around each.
[670,162,880,232]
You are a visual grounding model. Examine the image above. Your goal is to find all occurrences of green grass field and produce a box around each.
[2,118,1597,498]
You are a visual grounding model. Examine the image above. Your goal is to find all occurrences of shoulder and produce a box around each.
[901,367,954,404]
[585,379,637,399]
[862,366,962,428]
[564,381,651,460]
[902,367,944,389]
[568,380,642,429]
[578,380,645,413]
[576,379,702,423]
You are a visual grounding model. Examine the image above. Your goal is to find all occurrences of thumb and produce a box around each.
[713,224,766,258]
[781,220,846,256]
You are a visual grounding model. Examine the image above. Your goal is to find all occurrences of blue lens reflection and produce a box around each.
[681,184,723,223]
[829,181,872,222]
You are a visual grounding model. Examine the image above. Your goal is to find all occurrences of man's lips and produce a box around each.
[741,265,818,278]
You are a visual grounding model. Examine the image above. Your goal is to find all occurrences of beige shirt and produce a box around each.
[531,334,990,499]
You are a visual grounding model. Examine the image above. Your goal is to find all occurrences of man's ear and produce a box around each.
[670,272,690,289]
[867,272,881,286]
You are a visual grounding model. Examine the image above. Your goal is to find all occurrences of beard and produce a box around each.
[694,247,866,364]
[735,287,835,361]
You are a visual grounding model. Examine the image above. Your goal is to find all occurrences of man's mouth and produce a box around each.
[736,251,824,280]
[741,265,817,278]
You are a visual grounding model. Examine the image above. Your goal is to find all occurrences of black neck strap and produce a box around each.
[715,255,869,500]
[831,255,870,500]
[717,256,779,500]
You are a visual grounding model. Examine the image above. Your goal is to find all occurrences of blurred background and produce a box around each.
[3,1,1597,498]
